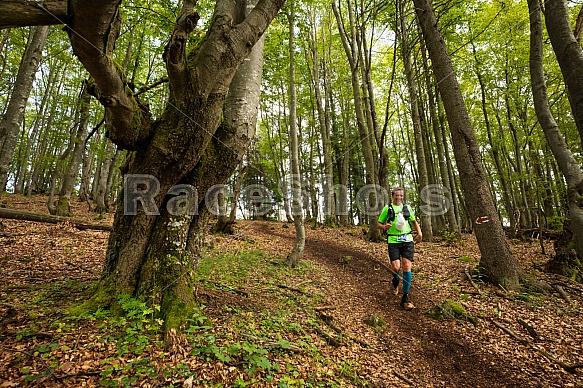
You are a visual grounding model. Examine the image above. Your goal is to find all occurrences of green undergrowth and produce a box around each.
[4,249,368,387]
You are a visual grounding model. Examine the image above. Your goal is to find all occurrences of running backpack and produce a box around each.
[387,204,410,222]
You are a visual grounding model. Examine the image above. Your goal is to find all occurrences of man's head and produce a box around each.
[391,187,405,205]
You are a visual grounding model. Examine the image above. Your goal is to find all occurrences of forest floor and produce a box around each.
[0,194,582,387]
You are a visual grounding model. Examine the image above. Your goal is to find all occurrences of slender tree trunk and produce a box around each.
[55,80,91,215]
[94,139,115,213]
[399,0,432,241]
[475,55,516,234]
[544,0,583,149]
[332,88,350,227]
[48,106,83,213]
[543,153,555,217]
[309,15,336,226]
[0,25,49,193]
[528,0,583,280]
[13,64,55,195]
[414,0,521,288]
[90,152,102,200]
[0,28,11,78]
[421,40,459,235]
[229,164,245,223]
[333,1,380,241]
[28,72,64,195]
[284,2,305,267]
[104,150,121,206]
[213,162,246,234]
[358,6,383,189]
[440,108,462,229]
[379,13,399,194]
[504,72,532,230]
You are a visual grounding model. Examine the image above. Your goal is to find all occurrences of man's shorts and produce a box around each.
[388,241,415,262]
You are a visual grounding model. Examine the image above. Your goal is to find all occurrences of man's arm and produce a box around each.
[378,221,390,231]
[377,205,389,230]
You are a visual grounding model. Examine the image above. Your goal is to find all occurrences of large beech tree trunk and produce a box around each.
[104,0,280,329]
[413,0,521,288]
[0,0,286,328]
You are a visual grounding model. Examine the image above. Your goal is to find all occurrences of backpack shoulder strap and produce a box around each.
[387,204,395,222]
[402,204,411,220]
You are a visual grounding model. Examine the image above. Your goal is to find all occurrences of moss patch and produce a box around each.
[364,314,386,331]
[456,255,474,263]
[424,299,478,326]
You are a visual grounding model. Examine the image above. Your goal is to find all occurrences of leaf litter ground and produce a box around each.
[0,194,582,387]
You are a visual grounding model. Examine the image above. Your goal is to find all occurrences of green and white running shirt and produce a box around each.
[378,204,416,243]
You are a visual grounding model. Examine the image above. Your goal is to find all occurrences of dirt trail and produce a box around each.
[240,221,576,387]
[0,195,581,387]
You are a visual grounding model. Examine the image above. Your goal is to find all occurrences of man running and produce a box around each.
[377,187,422,310]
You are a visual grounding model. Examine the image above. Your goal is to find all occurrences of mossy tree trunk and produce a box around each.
[548,221,582,282]
[0,0,288,329]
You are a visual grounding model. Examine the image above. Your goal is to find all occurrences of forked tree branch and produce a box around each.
[68,0,152,150]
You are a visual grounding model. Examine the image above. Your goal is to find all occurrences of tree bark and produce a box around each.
[284,2,305,267]
[0,0,67,28]
[55,80,91,216]
[0,25,49,193]
[413,0,521,288]
[0,0,281,329]
[528,0,583,278]
[544,0,583,149]
[399,0,432,241]
[333,1,380,241]
[575,6,583,44]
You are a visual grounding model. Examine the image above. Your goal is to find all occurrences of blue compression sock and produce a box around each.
[402,271,412,294]
[392,273,400,288]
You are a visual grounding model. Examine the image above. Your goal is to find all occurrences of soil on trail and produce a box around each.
[233,221,581,388]
[0,195,582,387]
